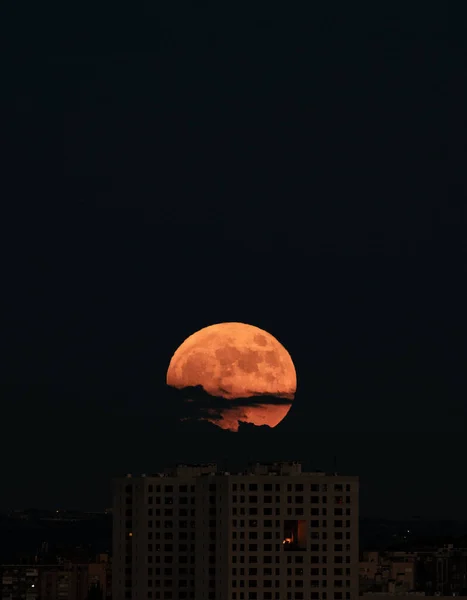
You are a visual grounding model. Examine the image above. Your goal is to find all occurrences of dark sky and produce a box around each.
[0,4,465,517]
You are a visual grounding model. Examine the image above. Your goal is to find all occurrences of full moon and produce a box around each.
[166,322,297,431]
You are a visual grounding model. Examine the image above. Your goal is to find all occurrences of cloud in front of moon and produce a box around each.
[166,322,297,431]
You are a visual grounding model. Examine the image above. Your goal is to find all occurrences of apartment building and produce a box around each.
[113,461,359,600]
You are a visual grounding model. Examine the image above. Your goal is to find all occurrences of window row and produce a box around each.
[147,580,194,587]
[232,484,351,493]
[148,544,196,551]
[148,497,195,505]
[232,519,351,528]
[232,568,351,576]
[231,593,351,600]
[146,593,194,599]
[230,555,352,564]
[146,485,196,493]
[147,520,196,528]
[147,568,195,576]
[147,556,196,564]
[231,508,351,517]
[231,541,351,552]
[147,509,196,517]
[232,580,351,589]
[147,527,195,539]
[232,496,351,505]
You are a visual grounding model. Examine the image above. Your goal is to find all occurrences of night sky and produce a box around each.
[1,4,465,517]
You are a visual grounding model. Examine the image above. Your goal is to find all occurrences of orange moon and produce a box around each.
[166,322,297,432]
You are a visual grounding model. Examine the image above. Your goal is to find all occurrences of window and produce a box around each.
[264,496,272,503]
[249,496,258,503]
[264,484,273,491]
[295,484,303,491]
[311,496,320,504]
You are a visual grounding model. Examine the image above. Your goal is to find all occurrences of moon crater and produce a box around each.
[166,322,297,432]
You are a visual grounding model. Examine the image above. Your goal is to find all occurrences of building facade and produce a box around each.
[113,462,359,600]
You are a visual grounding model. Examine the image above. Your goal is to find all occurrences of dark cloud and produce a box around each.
[168,384,292,425]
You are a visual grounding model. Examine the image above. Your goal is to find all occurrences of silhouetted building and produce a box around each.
[360,546,467,596]
[113,461,359,600]
[0,554,111,600]
[360,552,416,594]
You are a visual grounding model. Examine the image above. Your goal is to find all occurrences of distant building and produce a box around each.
[360,551,416,594]
[0,554,111,600]
[360,546,467,596]
[113,461,359,600]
